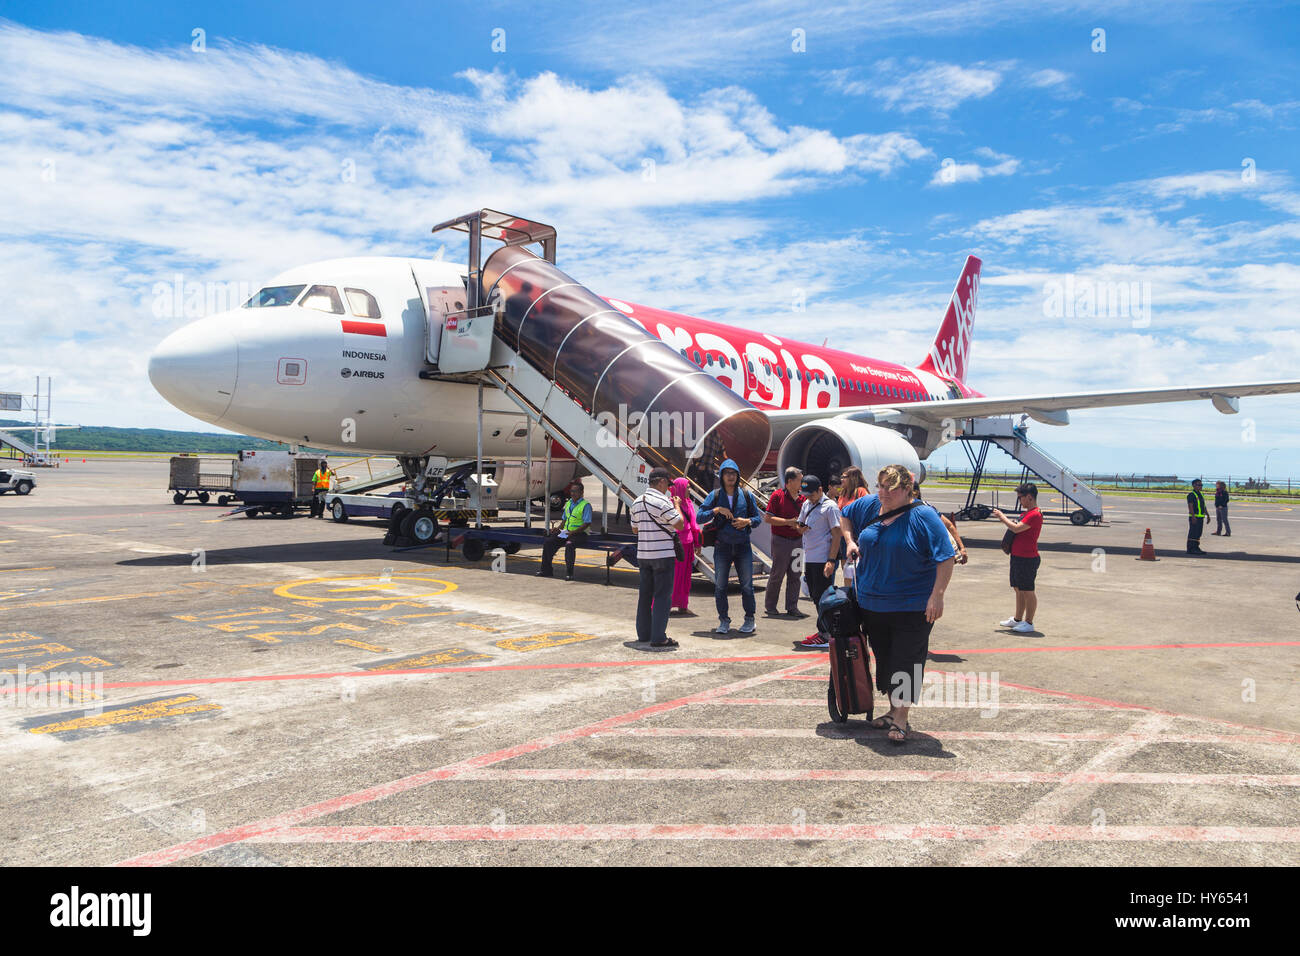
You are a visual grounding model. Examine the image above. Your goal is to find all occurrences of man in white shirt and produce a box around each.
[630,467,684,649]
[794,474,842,650]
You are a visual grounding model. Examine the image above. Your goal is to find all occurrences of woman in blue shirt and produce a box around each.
[840,464,955,743]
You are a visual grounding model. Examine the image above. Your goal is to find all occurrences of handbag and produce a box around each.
[646,499,686,562]
[1001,528,1015,554]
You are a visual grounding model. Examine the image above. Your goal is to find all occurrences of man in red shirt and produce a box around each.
[992,482,1043,634]
[763,467,806,617]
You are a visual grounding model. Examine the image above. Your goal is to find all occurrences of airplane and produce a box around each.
[148,221,1300,510]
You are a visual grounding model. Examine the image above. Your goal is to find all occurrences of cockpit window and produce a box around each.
[244,284,306,308]
[300,284,344,314]
[344,288,381,319]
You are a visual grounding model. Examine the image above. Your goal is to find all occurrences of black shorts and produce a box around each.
[1009,555,1040,591]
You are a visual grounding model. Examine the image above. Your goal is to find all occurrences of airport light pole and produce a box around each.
[1264,448,1281,488]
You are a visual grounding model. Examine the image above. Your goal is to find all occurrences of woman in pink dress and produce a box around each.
[670,477,699,613]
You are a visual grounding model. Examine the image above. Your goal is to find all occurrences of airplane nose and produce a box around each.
[148,318,239,422]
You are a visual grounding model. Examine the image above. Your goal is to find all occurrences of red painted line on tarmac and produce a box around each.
[591,727,1293,744]
[458,768,1300,786]
[703,698,1118,711]
[941,640,1300,655]
[2,654,814,696]
[989,677,1300,743]
[114,658,823,866]
[25,636,1298,697]
[243,823,1300,843]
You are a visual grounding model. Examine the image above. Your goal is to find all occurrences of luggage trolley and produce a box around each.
[168,455,236,505]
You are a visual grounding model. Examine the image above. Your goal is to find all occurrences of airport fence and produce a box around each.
[930,469,1299,500]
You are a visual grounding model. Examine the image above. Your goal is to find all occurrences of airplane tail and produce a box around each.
[918,255,980,384]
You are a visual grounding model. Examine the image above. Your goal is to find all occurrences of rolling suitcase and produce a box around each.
[818,586,873,723]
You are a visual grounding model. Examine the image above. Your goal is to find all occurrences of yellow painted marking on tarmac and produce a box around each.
[334,638,390,652]
[29,695,220,735]
[328,583,399,592]
[246,622,368,642]
[174,607,282,622]
[0,643,73,659]
[102,529,128,532]
[514,553,638,576]
[455,622,500,632]
[48,534,82,539]
[0,540,16,545]
[330,601,439,616]
[367,648,491,670]
[0,567,52,574]
[3,656,113,676]
[272,574,456,603]
[210,614,320,632]
[0,587,193,611]
[0,632,43,643]
[493,631,601,653]
[200,518,226,524]
[380,612,458,625]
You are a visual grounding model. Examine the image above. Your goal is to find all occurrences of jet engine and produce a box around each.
[776,418,923,489]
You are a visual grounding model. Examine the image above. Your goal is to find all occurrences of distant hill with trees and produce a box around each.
[0,419,309,454]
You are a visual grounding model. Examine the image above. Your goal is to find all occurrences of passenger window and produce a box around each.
[344,288,381,319]
[730,357,737,370]
[300,285,344,314]
[706,354,714,366]
[747,360,755,373]
[693,351,702,364]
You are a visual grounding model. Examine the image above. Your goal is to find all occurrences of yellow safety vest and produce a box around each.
[313,469,331,490]
[1188,490,1206,517]
[563,498,589,532]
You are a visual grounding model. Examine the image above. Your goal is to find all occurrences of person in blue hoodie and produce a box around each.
[696,459,763,634]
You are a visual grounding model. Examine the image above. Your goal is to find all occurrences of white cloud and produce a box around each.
[930,148,1020,186]
[829,58,1003,114]
[0,23,931,429]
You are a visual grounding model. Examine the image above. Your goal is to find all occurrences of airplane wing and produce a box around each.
[762,379,1300,440]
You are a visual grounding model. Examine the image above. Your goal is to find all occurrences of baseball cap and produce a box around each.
[800,475,822,492]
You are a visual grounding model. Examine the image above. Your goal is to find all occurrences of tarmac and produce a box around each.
[1,459,1297,866]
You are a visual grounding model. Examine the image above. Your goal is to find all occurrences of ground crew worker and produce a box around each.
[1186,478,1209,555]
[538,481,592,580]
[310,459,335,518]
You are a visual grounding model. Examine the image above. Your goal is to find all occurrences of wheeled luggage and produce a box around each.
[819,586,873,723]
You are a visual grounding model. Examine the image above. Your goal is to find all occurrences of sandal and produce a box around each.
[887,721,909,745]
[869,715,895,730]
[648,638,679,651]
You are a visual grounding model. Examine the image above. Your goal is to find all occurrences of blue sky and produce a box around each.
[2,1,1298,478]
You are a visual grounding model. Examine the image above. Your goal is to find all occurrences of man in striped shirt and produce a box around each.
[631,467,685,649]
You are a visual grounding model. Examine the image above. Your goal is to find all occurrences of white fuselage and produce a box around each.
[149,256,968,462]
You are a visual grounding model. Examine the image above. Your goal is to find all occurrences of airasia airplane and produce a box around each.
[147,248,1300,496]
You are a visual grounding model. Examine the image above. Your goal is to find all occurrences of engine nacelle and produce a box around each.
[777,418,922,490]
[490,460,582,502]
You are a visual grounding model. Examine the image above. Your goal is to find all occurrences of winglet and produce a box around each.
[918,255,981,384]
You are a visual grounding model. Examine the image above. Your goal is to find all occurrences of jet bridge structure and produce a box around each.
[418,209,774,572]
[954,416,1104,525]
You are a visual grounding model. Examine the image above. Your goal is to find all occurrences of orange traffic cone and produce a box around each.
[1136,528,1158,561]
